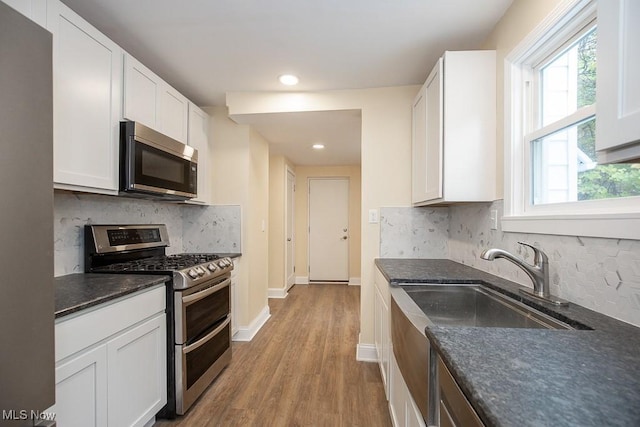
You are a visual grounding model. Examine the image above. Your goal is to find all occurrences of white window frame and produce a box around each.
[503,0,640,240]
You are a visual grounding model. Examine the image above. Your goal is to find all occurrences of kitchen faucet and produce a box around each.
[480,242,569,306]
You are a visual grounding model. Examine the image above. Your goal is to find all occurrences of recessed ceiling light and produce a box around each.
[279,74,299,86]
[312,144,325,150]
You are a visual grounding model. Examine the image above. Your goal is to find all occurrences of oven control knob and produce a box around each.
[195,267,206,276]
[187,269,198,279]
[207,263,218,272]
[217,260,226,268]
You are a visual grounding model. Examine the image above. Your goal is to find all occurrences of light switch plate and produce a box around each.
[369,209,379,224]
[490,209,498,230]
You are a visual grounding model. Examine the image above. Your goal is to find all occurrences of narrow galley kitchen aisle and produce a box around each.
[155,284,391,427]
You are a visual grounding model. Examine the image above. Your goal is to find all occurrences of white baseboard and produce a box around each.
[348,277,361,286]
[268,287,288,299]
[356,343,378,362]
[232,306,271,342]
[295,276,309,285]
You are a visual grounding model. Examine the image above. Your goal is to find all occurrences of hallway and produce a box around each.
[155,284,391,426]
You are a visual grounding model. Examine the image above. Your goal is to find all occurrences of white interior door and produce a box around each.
[286,169,295,289]
[308,178,349,282]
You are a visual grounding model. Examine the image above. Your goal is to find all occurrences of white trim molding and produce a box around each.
[503,0,640,240]
[348,277,361,286]
[232,306,271,342]
[295,276,309,285]
[356,343,377,362]
[267,287,288,299]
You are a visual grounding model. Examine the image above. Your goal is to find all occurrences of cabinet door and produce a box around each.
[389,353,406,426]
[123,54,160,129]
[160,85,189,143]
[596,0,640,162]
[48,0,121,193]
[54,344,108,427]
[412,86,428,203]
[424,58,444,202]
[107,313,167,427]
[188,103,210,204]
[374,285,390,399]
[412,59,443,205]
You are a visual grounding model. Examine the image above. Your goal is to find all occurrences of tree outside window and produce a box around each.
[532,28,640,205]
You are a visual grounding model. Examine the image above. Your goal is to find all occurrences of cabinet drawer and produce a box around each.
[56,286,165,361]
[438,358,484,427]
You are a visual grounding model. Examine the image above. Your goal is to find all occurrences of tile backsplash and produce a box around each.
[380,201,640,327]
[54,191,241,276]
[380,207,449,258]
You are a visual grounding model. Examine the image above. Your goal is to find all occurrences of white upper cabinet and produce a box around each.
[123,55,159,129]
[48,0,122,194]
[187,103,211,204]
[412,51,496,206]
[123,54,189,143]
[2,0,46,27]
[160,86,189,143]
[412,59,443,203]
[596,0,640,163]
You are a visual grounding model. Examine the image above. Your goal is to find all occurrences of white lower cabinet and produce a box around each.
[390,352,426,427]
[374,267,391,399]
[55,344,108,427]
[53,286,167,427]
[107,315,166,427]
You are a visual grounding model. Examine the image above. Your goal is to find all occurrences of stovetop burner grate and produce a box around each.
[92,253,221,273]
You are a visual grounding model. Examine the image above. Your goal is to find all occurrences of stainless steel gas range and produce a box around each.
[85,224,233,417]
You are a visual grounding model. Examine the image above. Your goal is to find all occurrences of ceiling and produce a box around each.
[233,110,362,165]
[60,0,513,165]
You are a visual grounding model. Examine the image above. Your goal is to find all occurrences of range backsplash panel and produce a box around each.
[54,191,240,276]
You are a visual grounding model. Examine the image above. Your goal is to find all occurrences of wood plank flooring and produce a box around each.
[155,284,391,427]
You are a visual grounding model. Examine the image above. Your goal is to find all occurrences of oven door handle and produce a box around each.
[182,277,231,305]
[183,316,230,354]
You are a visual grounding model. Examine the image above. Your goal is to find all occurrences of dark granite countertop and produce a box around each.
[55,273,169,319]
[375,258,640,427]
[216,252,241,259]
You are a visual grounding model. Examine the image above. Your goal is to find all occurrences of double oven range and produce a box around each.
[85,224,233,417]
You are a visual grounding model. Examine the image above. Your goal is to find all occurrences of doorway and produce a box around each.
[285,168,295,290]
[308,178,350,282]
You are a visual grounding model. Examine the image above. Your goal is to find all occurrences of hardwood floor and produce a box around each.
[155,284,391,427]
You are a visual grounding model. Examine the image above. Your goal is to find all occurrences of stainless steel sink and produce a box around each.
[400,283,572,330]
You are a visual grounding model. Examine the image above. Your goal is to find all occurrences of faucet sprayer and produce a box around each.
[480,242,568,306]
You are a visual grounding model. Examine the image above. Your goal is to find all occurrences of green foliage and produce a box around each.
[575,28,640,201]
[579,165,640,200]
[577,29,597,108]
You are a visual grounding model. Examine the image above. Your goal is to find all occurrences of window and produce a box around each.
[503,0,640,239]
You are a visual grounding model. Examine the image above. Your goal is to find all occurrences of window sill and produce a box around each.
[501,213,640,240]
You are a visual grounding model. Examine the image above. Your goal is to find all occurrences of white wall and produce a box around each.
[206,106,270,334]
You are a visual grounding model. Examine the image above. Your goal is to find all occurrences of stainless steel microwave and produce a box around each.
[120,121,197,200]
